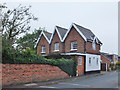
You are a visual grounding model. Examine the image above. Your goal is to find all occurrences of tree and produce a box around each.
[16,28,42,51]
[1,4,38,61]
[1,4,38,46]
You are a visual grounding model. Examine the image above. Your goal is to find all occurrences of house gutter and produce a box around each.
[60,53,86,56]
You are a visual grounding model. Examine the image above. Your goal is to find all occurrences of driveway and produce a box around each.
[37,71,118,88]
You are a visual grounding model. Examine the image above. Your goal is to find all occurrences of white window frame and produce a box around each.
[54,43,59,51]
[79,56,82,65]
[71,41,77,51]
[41,46,46,53]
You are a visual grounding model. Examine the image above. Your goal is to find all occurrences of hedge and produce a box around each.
[2,53,75,76]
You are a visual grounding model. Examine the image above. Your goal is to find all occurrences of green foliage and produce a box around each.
[2,49,75,76]
[2,36,18,63]
[1,4,38,63]
[16,29,42,51]
[47,54,77,76]
[116,62,120,70]
[110,64,118,70]
[1,4,76,76]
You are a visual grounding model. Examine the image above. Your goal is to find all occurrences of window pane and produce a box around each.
[42,46,45,52]
[54,43,59,51]
[92,41,96,50]
[71,41,77,49]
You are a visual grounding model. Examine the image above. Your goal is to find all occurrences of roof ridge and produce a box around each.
[101,53,112,62]
[73,23,91,31]
[43,31,52,34]
[56,25,67,30]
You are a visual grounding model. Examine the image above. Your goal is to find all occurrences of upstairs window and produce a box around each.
[54,43,59,51]
[41,46,46,53]
[71,41,77,50]
[92,41,96,50]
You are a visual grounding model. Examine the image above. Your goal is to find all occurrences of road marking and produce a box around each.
[59,83,91,87]
[39,86,57,88]
[24,83,38,86]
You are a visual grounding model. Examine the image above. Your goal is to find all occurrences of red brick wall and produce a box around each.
[86,42,100,54]
[101,55,111,64]
[76,56,84,75]
[65,27,85,53]
[101,55,111,71]
[50,31,63,53]
[0,64,2,87]
[2,64,69,86]
[37,35,49,55]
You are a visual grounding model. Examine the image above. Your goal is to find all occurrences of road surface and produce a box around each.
[37,71,118,88]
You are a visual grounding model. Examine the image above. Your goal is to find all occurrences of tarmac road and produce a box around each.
[37,71,118,88]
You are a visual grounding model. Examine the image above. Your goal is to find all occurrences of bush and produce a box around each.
[2,50,75,76]
[56,58,74,76]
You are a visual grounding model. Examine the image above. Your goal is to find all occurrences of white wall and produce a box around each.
[86,54,101,72]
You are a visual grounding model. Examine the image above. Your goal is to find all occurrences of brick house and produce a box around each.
[35,31,52,56]
[101,52,113,71]
[49,26,67,54]
[35,23,103,76]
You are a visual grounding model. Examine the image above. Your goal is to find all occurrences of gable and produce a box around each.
[64,25,86,42]
[50,28,62,43]
[66,26,85,41]
[38,34,48,46]
[63,23,102,45]
[34,31,51,48]
[63,23,87,42]
[51,30,61,43]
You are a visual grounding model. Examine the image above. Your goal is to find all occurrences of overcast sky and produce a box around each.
[1,1,118,55]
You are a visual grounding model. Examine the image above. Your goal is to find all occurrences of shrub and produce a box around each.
[56,58,74,76]
[2,51,75,76]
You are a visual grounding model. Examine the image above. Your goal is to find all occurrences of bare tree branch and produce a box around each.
[1,4,38,45]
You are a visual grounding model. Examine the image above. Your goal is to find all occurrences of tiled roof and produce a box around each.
[74,23,102,44]
[101,52,113,62]
[44,32,52,40]
[34,31,52,48]
[56,26,67,39]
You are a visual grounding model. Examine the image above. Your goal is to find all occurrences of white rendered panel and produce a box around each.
[86,54,101,72]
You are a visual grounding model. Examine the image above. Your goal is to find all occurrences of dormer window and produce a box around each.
[54,43,59,51]
[90,36,96,50]
[71,41,77,50]
[92,40,96,50]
